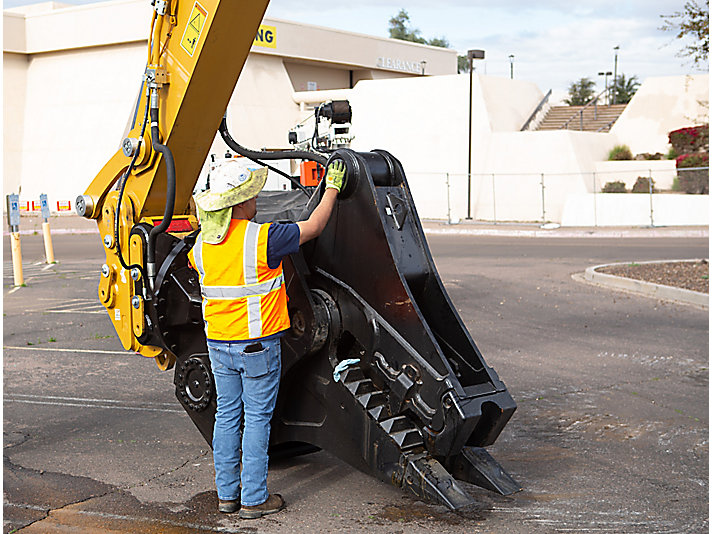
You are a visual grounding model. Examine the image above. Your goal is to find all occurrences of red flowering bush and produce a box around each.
[669,125,709,194]
[668,124,709,153]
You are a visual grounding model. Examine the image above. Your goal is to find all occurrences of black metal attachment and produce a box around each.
[136,148,519,509]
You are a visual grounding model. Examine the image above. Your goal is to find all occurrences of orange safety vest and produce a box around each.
[188,219,290,341]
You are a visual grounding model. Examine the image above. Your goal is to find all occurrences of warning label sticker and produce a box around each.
[180,2,208,57]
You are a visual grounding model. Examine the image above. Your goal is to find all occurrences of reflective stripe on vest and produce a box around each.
[190,220,289,340]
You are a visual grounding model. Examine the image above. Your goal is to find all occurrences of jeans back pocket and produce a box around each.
[242,348,270,378]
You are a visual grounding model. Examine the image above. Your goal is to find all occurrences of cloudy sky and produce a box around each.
[4,0,706,95]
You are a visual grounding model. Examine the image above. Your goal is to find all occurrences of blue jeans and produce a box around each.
[207,338,281,506]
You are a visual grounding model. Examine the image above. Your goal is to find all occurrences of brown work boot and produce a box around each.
[218,498,240,513]
[238,493,284,519]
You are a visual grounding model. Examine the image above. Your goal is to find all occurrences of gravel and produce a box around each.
[597,259,709,294]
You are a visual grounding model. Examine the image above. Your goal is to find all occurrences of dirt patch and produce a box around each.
[597,260,708,293]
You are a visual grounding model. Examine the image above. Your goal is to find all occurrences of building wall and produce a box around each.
[610,74,709,155]
[284,60,352,92]
[3,1,456,209]
[4,52,28,196]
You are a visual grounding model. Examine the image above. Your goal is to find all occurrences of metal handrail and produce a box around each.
[560,86,613,131]
[520,89,553,131]
[596,117,619,133]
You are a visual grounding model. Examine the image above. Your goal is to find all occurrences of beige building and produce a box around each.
[3,0,457,207]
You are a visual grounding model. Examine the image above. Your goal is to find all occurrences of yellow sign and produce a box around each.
[253,24,276,49]
[180,2,208,57]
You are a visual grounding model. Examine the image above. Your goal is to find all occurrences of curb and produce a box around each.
[422,224,709,239]
[580,259,709,309]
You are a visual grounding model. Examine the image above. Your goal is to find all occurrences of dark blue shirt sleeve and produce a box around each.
[267,222,300,269]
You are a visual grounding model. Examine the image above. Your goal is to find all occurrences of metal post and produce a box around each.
[40,193,55,263]
[509,54,514,79]
[6,193,23,286]
[592,172,598,227]
[466,49,485,220]
[467,60,473,219]
[491,173,497,224]
[446,173,452,224]
[540,173,546,224]
[648,169,654,227]
[613,46,619,105]
[11,231,24,286]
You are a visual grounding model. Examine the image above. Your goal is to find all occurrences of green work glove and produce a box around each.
[325,160,346,193]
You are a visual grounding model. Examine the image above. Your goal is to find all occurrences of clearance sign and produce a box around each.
[254,25,276,49]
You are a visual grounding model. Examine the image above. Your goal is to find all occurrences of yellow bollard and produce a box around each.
[11,231,24,286]
[42,220,55,263]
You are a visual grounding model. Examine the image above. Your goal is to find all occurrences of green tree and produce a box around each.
[660,0,709,66]
[564,77,596,106]
[427,36,450,48]
[457,55,470,73]
[611,74,640,104]
[388,9,450,48]
[388,9,426,43]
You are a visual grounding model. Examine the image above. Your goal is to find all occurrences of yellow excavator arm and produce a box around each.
[78,0,270,365]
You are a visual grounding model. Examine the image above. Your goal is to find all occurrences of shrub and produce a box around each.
[668,124,709,153]
[676,153,709,194]
[666,146,678,160]
[631,176,656,193]
[634,152,664,160]
[602,181,627,193]
[608,145,633,160]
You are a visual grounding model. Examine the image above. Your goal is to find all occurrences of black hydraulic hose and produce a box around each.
[114,92,150,283]
[147,104,176,291]
[240,154,310,196]
[218,116,328,166]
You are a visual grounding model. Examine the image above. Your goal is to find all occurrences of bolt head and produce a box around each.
[103,235,113,247]
[131,268,141,281]
[101,264,110,277]
[131,296,141,309]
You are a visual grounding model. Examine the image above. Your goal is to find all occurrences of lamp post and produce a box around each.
[598,71,612,104]
[508,54,514,79]
[466,49,485,220]
[612,45,620,104]
[420,60,427,75]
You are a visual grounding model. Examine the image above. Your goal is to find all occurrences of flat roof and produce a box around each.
[3,0,456,75]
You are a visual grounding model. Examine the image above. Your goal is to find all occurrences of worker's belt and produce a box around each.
[201,274,284,300]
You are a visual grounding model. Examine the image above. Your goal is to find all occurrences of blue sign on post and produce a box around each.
[40,193,50,221]
[6,194,20,229]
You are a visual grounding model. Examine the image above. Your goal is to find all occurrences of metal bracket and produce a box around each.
[385,193,408,230]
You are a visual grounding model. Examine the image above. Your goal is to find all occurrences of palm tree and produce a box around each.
[611,74,640,104]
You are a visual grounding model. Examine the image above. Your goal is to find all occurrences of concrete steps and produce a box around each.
[536,103,627,132]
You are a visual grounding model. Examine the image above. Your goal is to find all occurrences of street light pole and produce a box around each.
[466,49,485,220]
[598,71,612,104]
[613,45,620,105]
[509,54,514,79]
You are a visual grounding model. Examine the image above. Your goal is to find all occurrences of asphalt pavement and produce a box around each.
[3,228,708,533]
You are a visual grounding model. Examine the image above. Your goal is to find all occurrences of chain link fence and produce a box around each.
[406,167,709,226]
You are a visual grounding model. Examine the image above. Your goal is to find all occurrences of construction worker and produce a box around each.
[188,158,346,518]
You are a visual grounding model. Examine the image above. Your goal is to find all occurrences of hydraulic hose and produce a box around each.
[219,116,328,166]
[146,91,176,292]
[114,90,150,285]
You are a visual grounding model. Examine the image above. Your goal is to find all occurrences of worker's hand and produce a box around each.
[325,160,346,193]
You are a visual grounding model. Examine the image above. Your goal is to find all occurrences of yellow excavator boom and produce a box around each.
[78,0,270,362]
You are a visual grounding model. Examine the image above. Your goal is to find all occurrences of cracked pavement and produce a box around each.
[3,232,708,533]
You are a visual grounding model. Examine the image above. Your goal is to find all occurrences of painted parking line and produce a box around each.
[4,346,127,355]
[4,396,183,414]
[9,393,178,408]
